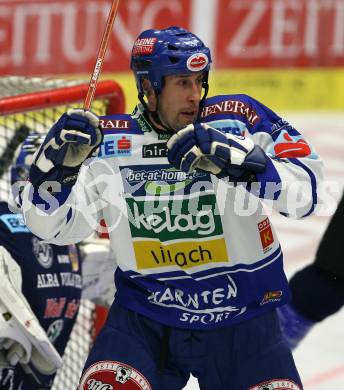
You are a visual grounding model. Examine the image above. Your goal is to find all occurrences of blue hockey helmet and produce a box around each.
[10,132,45,185]
[130,26,212,95]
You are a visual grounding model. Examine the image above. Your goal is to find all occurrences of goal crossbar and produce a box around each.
[0,79,125,116]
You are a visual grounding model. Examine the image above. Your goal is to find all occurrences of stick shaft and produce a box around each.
[84,0,120,110]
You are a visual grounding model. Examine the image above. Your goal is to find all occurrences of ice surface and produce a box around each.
[184,112,344,389]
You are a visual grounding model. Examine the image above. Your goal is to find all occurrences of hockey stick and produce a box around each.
[84,0,121,110]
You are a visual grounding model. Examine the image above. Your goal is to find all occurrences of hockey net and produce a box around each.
[0,76,124,389]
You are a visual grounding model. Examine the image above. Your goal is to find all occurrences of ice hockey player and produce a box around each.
[0,133,81,389]
[278,192,344,349]
[0,132,114,389]
[21,26,323,389]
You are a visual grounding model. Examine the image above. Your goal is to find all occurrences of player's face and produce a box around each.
[157,72,204,131]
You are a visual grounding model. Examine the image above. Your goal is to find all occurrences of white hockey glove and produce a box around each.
[167,123,267,180]
[29,109,102,188]
[0,246,62,374]
[0,300,32,366]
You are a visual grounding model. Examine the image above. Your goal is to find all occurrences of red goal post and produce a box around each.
[0,79,125,116]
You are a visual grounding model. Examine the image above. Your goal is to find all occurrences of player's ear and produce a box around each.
[142,79,157,110]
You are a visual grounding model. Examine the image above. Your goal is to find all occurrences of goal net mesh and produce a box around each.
[0,76,123,389]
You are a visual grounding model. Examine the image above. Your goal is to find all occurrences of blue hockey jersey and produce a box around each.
[0,201,82,389]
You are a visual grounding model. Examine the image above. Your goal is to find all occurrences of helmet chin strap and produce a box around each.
[138,92,175,134]
[199,79,209,113]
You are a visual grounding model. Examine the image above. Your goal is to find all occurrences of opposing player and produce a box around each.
[21,27,323,389]
[0,133,82,389]
[0,133,112,389]
[278,192,344,349]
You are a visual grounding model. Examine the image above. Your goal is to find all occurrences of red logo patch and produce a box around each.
[274,132,311,158]
[132,37,157,56]
[117,136,131,150]
[187,53,209,71]
[258,217,274,252]
[79,361,152,390]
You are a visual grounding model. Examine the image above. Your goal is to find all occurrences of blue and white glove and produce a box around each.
[167,123,267,180]
[30,109,102,188]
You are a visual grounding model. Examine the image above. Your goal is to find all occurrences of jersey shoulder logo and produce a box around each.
[0,213,30,233]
